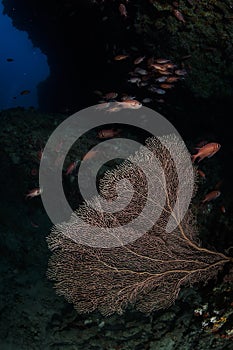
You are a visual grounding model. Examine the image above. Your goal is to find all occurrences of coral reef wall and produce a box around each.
[2,0,233,112]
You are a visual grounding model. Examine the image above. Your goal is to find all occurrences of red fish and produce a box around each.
[120,99,142,109]
[98,129,121,139]
[65,161,78,175]
[191,142,221,163]
[202,190,221,203]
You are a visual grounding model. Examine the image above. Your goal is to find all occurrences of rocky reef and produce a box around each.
[0,108,233,349]
[134,0,233,98]
[2,0,233,112]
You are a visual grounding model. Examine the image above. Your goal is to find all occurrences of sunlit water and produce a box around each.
[0,1,49,110]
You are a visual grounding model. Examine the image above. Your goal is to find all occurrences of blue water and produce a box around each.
[0,1,49,110]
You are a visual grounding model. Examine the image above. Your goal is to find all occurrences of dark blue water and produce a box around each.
[0,1,49,110]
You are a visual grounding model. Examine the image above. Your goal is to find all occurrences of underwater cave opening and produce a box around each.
[0,1,50,111]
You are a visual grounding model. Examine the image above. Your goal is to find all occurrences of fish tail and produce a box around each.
[191,154,197,163]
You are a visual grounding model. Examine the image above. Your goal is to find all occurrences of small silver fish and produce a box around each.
[134,67,148,75]
[148,86,166,94]
[140,81,149,87]
[155,76,167,83]
[128,77,141,84]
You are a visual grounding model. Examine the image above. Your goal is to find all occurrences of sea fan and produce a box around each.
[47,135,232,316]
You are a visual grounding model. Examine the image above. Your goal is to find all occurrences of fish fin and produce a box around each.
[191,154,197,163]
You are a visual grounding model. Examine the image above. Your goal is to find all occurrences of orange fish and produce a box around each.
[166,76,180,83]
[25,188,42,199]
[120,99,142,109]
[98,129,121,139]
[114,54,129,61]
[150,63,167,71]
[119,3,127,18]
[160,83,174,89]
[191,142,221,163]
[202,190,221,203]
[108,99,142,112]
[158,70,171,76]
[163,63,176,69]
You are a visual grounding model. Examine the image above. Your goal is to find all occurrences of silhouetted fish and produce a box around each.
[20,90,30,95]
